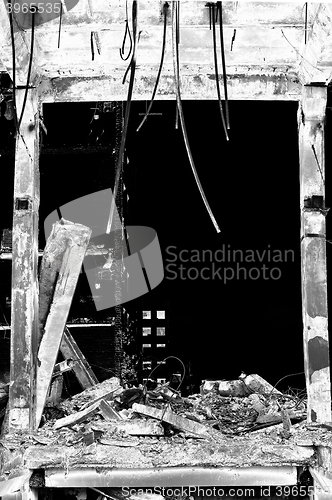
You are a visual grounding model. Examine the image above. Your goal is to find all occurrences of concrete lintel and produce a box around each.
[39,67,302,103]
[45,466,298,488]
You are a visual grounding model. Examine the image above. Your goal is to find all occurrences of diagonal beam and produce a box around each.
[60,327,99,389]
[0,0,39,84]
[35,220,91,429]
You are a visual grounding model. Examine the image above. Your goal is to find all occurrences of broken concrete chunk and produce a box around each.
[54,401,101,429]
[247,394,267,413]
[132,403,209,436]
[99,437,139,447]
[240,374,282,396]
[61,377,122,414]
[280,409,292,439]
[200,380,219,394]
[119,409,134,420]
[218,380,249,397]
[114,419,164,436]
[98,400,122,421]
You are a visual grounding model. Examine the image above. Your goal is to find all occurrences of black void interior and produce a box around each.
[1,98,327,392]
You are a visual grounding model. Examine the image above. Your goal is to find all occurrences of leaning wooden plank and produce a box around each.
[53,400,100,430]
[132,403,209,436]
[60,327,98,389]
[38,221,69,344]
[35,221,91,428]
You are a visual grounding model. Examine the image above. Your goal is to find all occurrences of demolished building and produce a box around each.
[1,1,332,499]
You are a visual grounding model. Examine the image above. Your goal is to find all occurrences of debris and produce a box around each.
[239,373,282,396]
[98,400,122,421]
[218,380,249,397]
[61,377,122,414]
[200,380,219,394]
[119,409,134,420]
[98,437,139,447]
[247,393,266,413]
[132,403,209,436]
[54,400,101,430]
[31,435,55,445]
[113,419,164,436]
[280,409,292,439]
[119,388,145,408]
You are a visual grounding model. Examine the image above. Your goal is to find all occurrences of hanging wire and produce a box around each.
[174,1,180,129]
[90,31,95,60]
[58,3,63,48]
[172,1,221,233]
[304,2,308,45]
[7,0,19,132]
[18,7,36,129]
[136,2,169,132]
[107,0,138,234]
[217,1,230,130]
[210,3,228,140]
[119,0,133,61]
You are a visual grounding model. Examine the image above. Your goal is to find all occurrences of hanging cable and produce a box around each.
[120,0,133,61]
[8,0,19,133]
[210,2,228,140]
[217,1,230,130]
[107,0,138,234]
[90,31,95,60]
[172,1,220,233]
[136,2,169,132]
[174,1,180,129]
[18,7,36,129]
[58,3,63,48]
[304,2,308,45]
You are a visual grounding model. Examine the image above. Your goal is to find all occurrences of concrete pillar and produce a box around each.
[299,85,331,423]
[9,89,40,432]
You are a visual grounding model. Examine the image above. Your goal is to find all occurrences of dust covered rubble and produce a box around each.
[31,373,313,448]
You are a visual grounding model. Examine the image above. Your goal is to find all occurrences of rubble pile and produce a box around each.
[35,373,308,445]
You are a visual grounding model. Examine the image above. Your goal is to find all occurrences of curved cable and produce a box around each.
[119,0,133,61]
[172,1,221,233]
[18,8,36,128]
[107,0,138,234]
[211,3,228,140]
[8,0,19,133]
[144,355,186,394]
[136,2,169,132]
[217,2,230,129]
